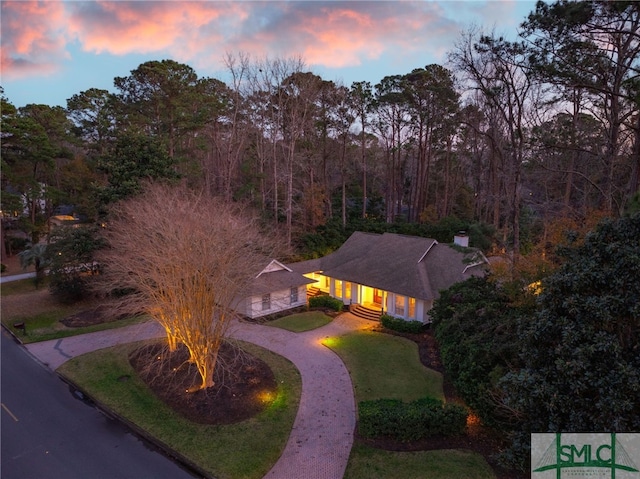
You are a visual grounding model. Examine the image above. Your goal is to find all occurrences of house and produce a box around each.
[288,231,488,323]
[234,259,317,319]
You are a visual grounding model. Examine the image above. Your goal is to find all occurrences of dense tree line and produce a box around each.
[2,1,639,260]
[432,213,640,471]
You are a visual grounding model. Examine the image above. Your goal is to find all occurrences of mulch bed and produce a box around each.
[128,340,278,425]
[61,305,126,327]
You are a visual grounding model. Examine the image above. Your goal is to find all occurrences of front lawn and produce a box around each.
[326,330,495,479]
[344,443,495,479]
[1,278,46,296]
[267,311,332,332]
[1,286,147,343]
[2,307,147,343]
[325,331,444,402]
[58,340,301,479]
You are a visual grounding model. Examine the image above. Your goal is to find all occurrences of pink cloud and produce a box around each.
[64,1,462,73]
[65,2,244,59]
[1,1,69,80]
[228,2,460,71]
[1,1,481,84]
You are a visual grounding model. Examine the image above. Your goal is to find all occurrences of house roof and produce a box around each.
[288,232,487,301]
[246,258,316,296]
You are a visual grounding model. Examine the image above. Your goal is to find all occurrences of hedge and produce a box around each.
[308,295,344,312]
[358,397,467,441]
[380,314,426,334]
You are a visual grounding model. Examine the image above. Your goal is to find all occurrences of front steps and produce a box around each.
[306,286,326,300]
[349,304,382,321]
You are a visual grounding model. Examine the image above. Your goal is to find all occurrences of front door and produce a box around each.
[373,289,382,306]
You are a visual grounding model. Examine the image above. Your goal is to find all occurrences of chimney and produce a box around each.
[454,231,469,247]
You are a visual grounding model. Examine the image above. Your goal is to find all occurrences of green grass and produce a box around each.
[325,331,444,402]
[344,443,495,479]
[58,340,301,479]
[267,311,332,332]
[1,278,47,296]
[2,310,148,344]
[327,331,496,479]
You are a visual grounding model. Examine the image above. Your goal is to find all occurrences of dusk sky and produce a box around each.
[1,1,537,109]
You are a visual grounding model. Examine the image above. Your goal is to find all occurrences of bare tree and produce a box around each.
[450,27,535,260]
[95,182,278,390]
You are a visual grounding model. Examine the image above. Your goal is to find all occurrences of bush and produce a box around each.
[380,314,426,334]
[358,397,467,441]
[308,295,344,312]
[0,263,6,273]
[49,274,91,304]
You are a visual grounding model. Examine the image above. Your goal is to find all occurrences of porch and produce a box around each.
[349,303,382,321]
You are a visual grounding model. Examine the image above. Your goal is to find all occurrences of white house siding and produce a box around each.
[323,277,435,323]
[330,279,359,305]
[385,293,433,323]
[246,285,306,319]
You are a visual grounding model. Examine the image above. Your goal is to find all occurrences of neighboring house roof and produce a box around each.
[289,231,487,301]
[247,259,316,296]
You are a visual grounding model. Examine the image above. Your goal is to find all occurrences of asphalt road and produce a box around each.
[1,330,200,479]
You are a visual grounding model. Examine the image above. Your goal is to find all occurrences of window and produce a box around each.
[335,279,342,298]
[290,287,299,304]
[262,294,271,311]
[345,282,351,301]
[395,295,405,316]
[408,297,416,319]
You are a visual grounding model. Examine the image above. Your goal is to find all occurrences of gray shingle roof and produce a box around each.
[245,259,317,296]
[288,232,487,301]
[249,269,317,295]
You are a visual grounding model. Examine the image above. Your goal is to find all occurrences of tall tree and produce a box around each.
[402,65,459,222]
[450,29,535,261]
[276,69,322,246]
[114,60,203,162]
[1,103,73,244]
[350,81,374,218]
[66,88,117,157]
[522,0,640,213]
[216,53,251,202]
[248,56,307,232]
[97,133,179,205]
[96,183,279,390]
[374,75,412,222]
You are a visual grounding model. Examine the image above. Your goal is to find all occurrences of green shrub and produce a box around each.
[380,314,426,334]
[309,295,344,312]
[358,397,467,441]
[49,274,90,304]
[0,263,6,273]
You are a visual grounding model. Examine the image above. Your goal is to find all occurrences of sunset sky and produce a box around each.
[1,1,536,108]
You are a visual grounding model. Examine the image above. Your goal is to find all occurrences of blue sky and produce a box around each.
[1,1,537,108]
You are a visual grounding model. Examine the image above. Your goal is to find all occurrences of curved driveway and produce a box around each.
[25,314,374,479]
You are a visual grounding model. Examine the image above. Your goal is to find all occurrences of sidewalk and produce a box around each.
[25,314,375,479]
[1,272,37,284]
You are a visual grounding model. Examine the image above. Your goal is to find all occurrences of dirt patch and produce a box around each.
[129,340,278,425]
[61,306,129,328]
